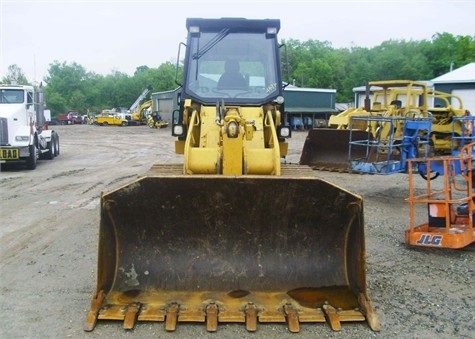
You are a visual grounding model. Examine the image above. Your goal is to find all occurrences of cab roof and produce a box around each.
[186,18,280,33]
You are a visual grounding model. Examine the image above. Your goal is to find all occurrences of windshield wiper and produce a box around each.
[192,28,230,60]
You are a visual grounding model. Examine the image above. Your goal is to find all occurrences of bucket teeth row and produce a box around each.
[84,295,378,333]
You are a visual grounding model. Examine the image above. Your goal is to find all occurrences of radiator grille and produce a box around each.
[0,118,8,145]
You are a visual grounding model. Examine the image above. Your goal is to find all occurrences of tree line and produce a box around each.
[2,32,474,117]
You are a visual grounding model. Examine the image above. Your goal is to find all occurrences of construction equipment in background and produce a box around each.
[127,85,153,125]
[93,112,128,126]
[0,83,59,169]
[84,18,380,333]
[300,80,428,171]
[426,89,473,155]
[348,86,474,177]
[405,142,475,248]
[300,80,475,176]
[130,99,152,125]
[348,112,433,175]
[147,110,169,128]
[56,110,83,125]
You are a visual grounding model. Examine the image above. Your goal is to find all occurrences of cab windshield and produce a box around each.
[0,89,24,104]
[184,31,280,104]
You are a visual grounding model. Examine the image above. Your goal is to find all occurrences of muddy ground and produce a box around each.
[0,125,473,339]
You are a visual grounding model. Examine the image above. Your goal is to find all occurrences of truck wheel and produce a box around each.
[53,133,60,156]
[102,122,108,126]
[45,133,56,160]
[121,122,127,126]
[26,144,37,170]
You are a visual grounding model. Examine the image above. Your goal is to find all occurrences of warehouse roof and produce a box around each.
[431,62,475,84]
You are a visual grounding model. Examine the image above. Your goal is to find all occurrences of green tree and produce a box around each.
[1,64,30,85]
[38,32,475,115]
[44,61,91,115]
[426,33,475,76]
[44,90,68,115]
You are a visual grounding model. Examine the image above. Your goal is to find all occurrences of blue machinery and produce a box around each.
[348,115,475,177]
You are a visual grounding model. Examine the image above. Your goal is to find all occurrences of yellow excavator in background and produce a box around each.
[127,85,153,125]
[84,18,380,333]
[129,99,152,125]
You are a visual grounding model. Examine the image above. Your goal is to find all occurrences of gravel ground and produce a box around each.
[0,125,473,339]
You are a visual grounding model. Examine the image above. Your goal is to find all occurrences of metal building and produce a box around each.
[431,62,475,115]
[283,86,337,130]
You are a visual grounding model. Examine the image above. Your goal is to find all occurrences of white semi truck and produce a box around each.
[0,83,59,169]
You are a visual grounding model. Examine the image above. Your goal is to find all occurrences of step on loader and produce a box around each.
[84,17,380,333]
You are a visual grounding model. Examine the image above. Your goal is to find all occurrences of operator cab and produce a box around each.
[181,18,283,106]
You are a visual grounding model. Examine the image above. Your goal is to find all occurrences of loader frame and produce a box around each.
[84,17,380,334]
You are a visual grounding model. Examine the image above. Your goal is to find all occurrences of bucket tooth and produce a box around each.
[206,302,218,332]
[323,304,341,331]
[84,290,104,331]
[123,302,141,330]
[283,304,300,333]
[165,303,179,332]
[245,303,257,332]
[358,292,381,331]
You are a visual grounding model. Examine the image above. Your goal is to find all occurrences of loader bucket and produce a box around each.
[300,129,369,171]
[85,164,379,333]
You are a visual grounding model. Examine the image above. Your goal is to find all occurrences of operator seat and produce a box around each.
[390,100,402,109]
[217,60,247,90]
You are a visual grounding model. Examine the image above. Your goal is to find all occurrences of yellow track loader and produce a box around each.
[84,18,380,333]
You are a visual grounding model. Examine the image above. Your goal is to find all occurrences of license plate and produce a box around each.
[0,148,19,160]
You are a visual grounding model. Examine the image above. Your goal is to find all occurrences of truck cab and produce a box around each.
[0,84,59,169]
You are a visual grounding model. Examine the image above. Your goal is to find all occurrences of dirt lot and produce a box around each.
[1,125,473,339]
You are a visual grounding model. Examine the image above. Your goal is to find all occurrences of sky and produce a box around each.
[1,0,474,84]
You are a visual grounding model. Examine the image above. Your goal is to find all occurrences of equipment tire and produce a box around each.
[419,170,440,181]
[102,122,108,126]
[26,144,37,170]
